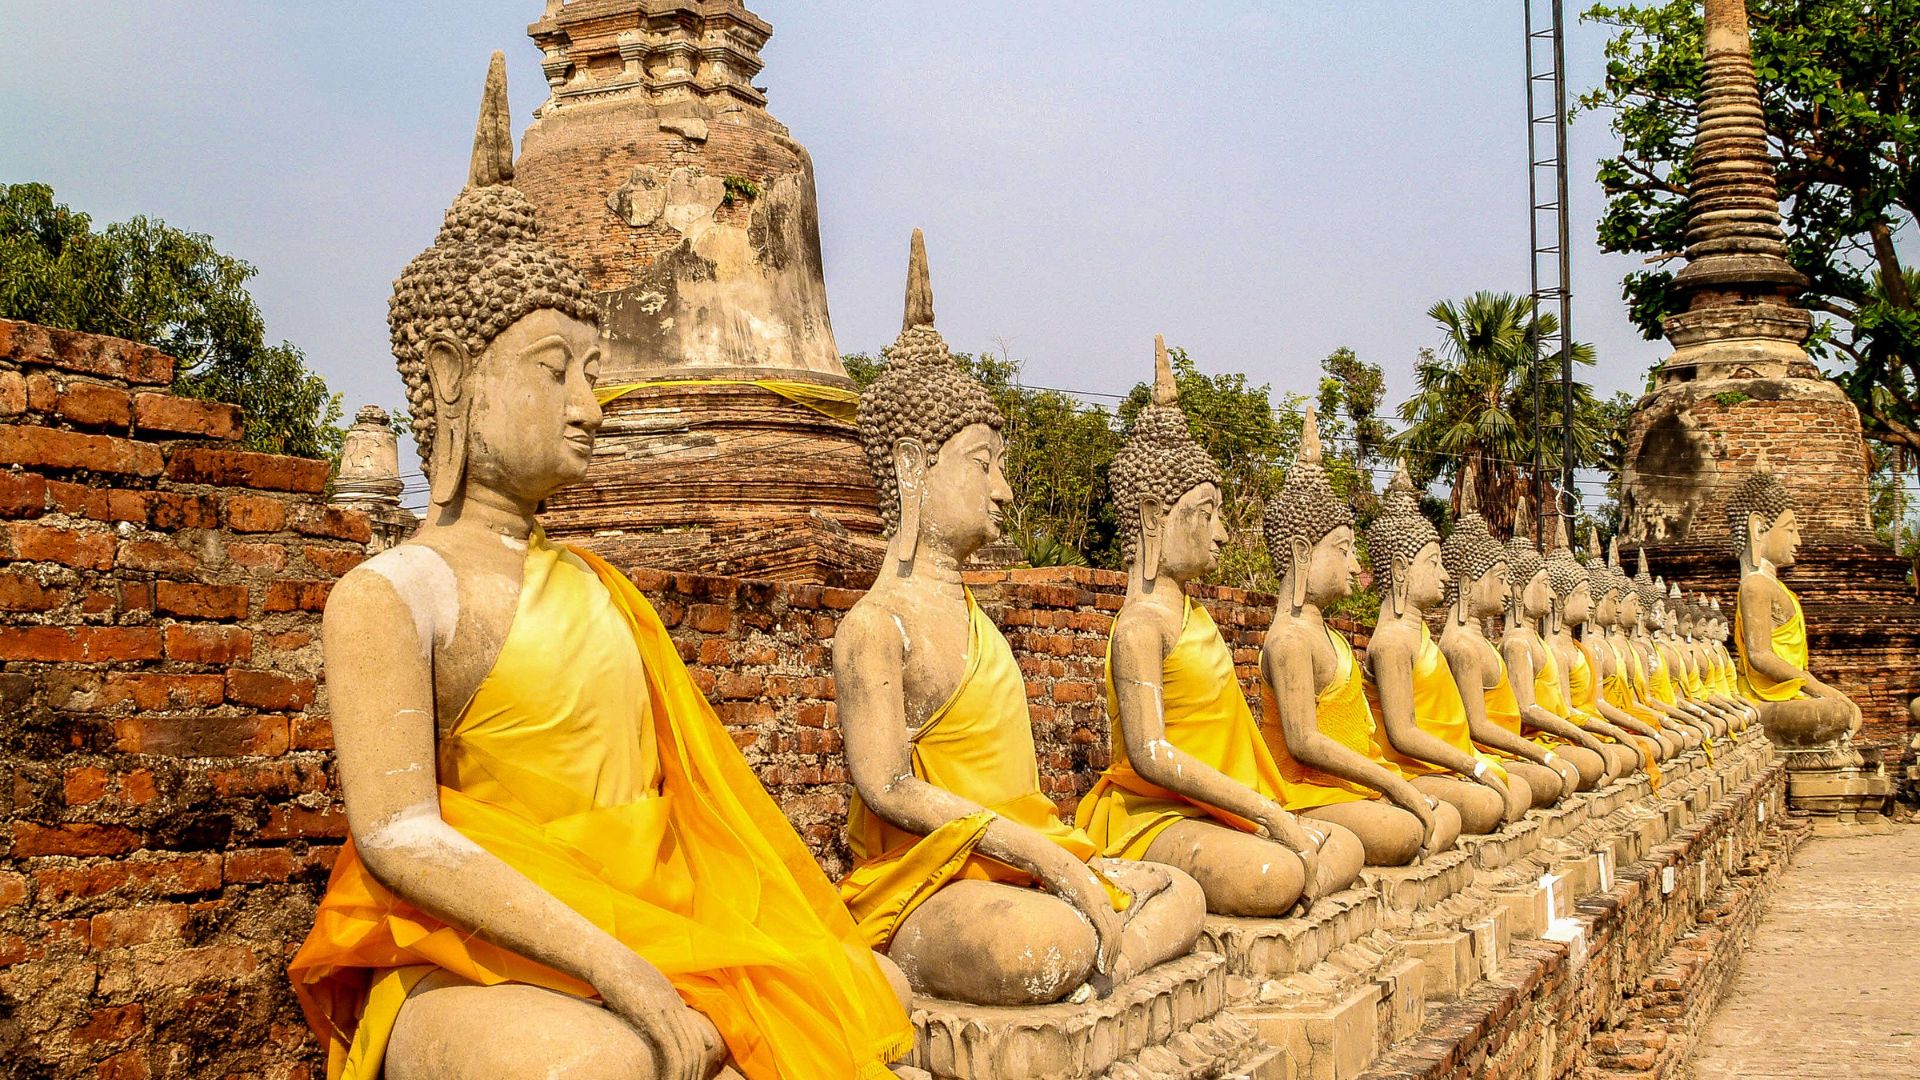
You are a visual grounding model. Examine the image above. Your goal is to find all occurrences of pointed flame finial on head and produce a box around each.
[902,228,935,332]
[1588,523,1602,559]
[1151,334,1177,407]
[1608,534,1622,569]
[1387,458,1415,498]
[1753,445,1774,476]
[1299,402,1324,466]
[468,51,515,189]
[1512,493,1536,547]
[1636,545,1651,580]
[1669,580,1683,600]
[1548,505,1570,553]
[1457,460,1480,519]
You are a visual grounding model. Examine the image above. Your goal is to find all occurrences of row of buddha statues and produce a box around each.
[284,57,1858,1080]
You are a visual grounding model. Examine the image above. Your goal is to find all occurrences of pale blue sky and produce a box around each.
[2,1,1664,497]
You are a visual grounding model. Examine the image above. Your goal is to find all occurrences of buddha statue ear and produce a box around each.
[888,437,930,566]
[1138,495,1167,586]
[425,334,472,510]
[1387,554,1411,618]
[1287,536,1313,612]
[1745,511,1768,566]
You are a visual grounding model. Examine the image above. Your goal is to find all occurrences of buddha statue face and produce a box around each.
[448,309,602,507]
[1520,567,1551,620]
[1469,561,1510,619]
[905,422,1011,563]
[1157,482,1228,582]
[1751,506,1801,569]
[1304,525,1362,607]
[1404,541,1448,611]
[1562,581,1592,627]
[1616,590,1642,630]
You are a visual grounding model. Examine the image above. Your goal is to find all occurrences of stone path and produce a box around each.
[1691,824,1920,1078]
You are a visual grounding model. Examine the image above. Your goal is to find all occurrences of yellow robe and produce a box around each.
[839,590,1126,951]
[1377,624,1507,782]
[288,535,911,1080]
[1076,598,1286,858]
[1571,639,1661,783]
[1603,639,1666,728]
[1646,646,1680,706]
[1260,628,1389,810]
[1473,645,1554,759]
[1736,580,1810,702]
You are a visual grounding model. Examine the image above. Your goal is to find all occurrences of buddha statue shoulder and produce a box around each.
[1257,409,1458,865]
[834,234,1204,1006]
[1073,339,1365,917]
[289,56,914,1080]
[1436,472,1571,809]
[1362,461,1524,833]
[1495,500,1613,790]
[1727,454,1862,747]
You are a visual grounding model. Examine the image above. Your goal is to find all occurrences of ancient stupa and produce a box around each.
[514,0,884,582]
[1617,0,1919,778]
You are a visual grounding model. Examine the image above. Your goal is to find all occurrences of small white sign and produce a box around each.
[1661,865,1677,895]
[1757,802,1766,823]
[1597,849,1615,892]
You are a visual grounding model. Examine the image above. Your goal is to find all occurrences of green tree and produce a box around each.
[1578,0,1920,457]
[0,182,342,459]
[1318,346,1391,473]
[1391,292,1607,536]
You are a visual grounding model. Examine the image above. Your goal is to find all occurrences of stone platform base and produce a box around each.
[1784,754,1892,835]
[905,952,1282,1079]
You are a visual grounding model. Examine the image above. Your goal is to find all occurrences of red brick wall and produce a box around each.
[0,320,365,1080]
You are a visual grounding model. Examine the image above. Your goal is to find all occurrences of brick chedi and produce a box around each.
[1617,0,1919,781]
[514,0,885,583]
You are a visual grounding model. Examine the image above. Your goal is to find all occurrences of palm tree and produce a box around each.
[1391,291,1605,538]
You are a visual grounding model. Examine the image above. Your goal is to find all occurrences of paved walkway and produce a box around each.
[1692,824,1920,1079]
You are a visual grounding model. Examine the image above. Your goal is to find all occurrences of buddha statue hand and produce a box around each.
[1471,760,1523,824]
[1042,850,1125,986]
[1252,804,1323,912]
[592,947,723,1079]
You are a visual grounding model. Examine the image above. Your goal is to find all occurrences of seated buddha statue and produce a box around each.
[1540,518,1650,779]
[1438,473,1575,808]
[1363,462,1524,833]
[1075,339,1364,916]
[1494,500,1614,789]
[836,234,1205,1006]
[1681,590,1757,732]
[1661,584,1743,735]
[1702,598,1757,729]
[1727,458,1862,748]
[289,56,913,1080]
[1582,537,1684,760]
[1626,554,1717,745]
[1258,410,1459,865]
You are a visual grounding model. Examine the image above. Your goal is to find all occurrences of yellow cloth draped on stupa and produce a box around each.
[1736,581,1810,702]
[1259,628,1388,810]
[1076,598,1285,858]
[1375,624,1507,782]
[287,536,912,1080]
[839,590,1128,951]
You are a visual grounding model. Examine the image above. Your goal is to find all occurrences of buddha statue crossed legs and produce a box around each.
[1075,340,1365,917]
[289,56,912,1080]
[836,234,1204,1006]
[1363,462,1524,834]
[1258,410,1459,866]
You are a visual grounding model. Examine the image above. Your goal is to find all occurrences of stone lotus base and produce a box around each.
[898,731,1789,1079]
[1779,745,1892,835]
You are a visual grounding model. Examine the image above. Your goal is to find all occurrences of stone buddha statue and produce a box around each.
[1075,338,1365,916]
[1258,410,1459,865]
[289,56,914,1080]
[1608,546,1706,750]
[1659,583,1743,735]
[1728,458,1863,748]
[835,233,1205,1006]
[1494,500,1614,789]
[1363,461,1525,833]
[1687,590,1758,731]
[1540,518,1648,778]
[1627,554,1718,744]
[1437,472,1573,808]
[1582,534,1684,760]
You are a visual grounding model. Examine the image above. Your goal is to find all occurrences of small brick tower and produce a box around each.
[513,0,884,583]
[1618,0,1918,783]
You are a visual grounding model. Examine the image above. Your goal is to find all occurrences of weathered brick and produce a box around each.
[116,538,200,575]
[98,673,226,711]
[89,905,191,950]
[225,669,315,711]
[168,446,328,493]
[0,469,47,517]
[70,1003,145,1047]
[263,579,331,613]
[133,392,242,440]
[225,541,290,572]
[64,766,110,805]
[0,872,30,908]
[224,494,287,533]
[0,626,164,662]
[303,544,364,576]
[289,504,372,543]
[31,852,220,904]
[154,581,248,620]
[44,478,108,520]
[113,714,290,757]
[11,823,144,857]
[55,380,133,428]
[4,521,115,569]
[0,369,24,414]
[0,424,163,476]
[0,571,66,611]
[162,623,253,664]
[0,318,175,384]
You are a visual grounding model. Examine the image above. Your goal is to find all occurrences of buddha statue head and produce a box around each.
[1631,550,1664,633]
[391,53,603,514]
[1545,514,1590,627]
[1263,404,1356,611]
[1584,525,1618,626]
[1607,537,1642,630]
[1440,465,1509,620]
[1110,336,1223,586]
[1366,459,1445,617]
[1710,597,1730,643]
[1504,497,1549,622]
[1727,450,1799,573]
[856,230,1008,568]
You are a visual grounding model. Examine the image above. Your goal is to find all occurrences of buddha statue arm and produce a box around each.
[1262,630,1439,845]
[324,570,714,1077]
[1110,613,1321,863]
[1502,635,1608,754]
[1368,626,1509,798]
[1736,577,1853,720]
[1443,635,1554,767]
[835,605,1123,972]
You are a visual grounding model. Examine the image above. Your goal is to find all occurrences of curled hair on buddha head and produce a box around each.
[1583,524,1616,602]
[1544,507,1585,600]
[1725,448,1795,559]
[856,229,1004,536]
[1366,459,1439,597]
[1263,404,1352,581]
[1632,548,1665,613]
[1440,462,1506,608]
[1110,335,1222,565]
[390,52,600,488]
[1505,494,1544,591]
